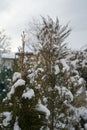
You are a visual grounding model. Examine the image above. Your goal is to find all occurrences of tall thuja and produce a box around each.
[0,33,50,130]
[28,17,71,129]
[36,17,71,130]
[28,17,85,130]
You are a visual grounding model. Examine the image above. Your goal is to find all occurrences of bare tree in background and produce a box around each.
[0,30,10,53]
[25,18,44,53]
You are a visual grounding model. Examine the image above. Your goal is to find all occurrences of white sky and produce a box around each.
[0,0,87,51]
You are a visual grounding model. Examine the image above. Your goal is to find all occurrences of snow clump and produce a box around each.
[22,88,35,99]
[12,72,21,82]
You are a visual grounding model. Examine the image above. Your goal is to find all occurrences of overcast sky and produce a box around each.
[0,0,87,51]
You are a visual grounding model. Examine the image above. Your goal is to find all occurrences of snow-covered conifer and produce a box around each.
[28,16,86,130]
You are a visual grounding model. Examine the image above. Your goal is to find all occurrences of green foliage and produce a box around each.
[0,70,49,130]
[18,103,47,130]
[0,66,13,102]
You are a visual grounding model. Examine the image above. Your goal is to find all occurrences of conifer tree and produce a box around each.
[28,17,86,130]
[0,32,50,130]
